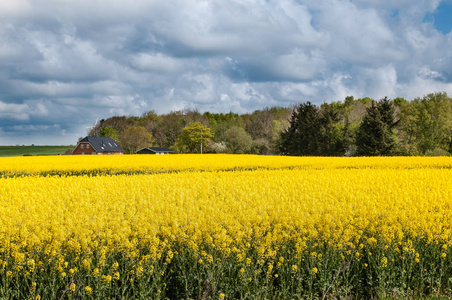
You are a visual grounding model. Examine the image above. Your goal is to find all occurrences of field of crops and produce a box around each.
[1,155,452,299]
[0,145,73,157]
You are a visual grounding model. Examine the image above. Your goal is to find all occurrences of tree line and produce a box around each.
[88,92,452,156]
[89,106,292,154]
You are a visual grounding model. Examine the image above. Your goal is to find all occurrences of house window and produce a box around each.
[81,144,84,149]
[86,144,90,149]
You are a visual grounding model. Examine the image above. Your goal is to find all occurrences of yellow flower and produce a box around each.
[27,259,36,270]
[292,265,297,272]
[61,272,67,278]
[69,283,76,292]
[82,259,91,270]
[92,268,99,277]
[85,286,92,294]
[219,293,225,300]
[267,263,273,274]
[114,272,120,280]
[381,257,388,268]
[312,267,318,275]
[442,253,447,259]
[367,237,377,245]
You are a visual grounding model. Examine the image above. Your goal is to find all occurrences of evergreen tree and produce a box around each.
[319,103,346,156]
[356,98,397,156]
[279,102,321,155]
[279,102,350,156]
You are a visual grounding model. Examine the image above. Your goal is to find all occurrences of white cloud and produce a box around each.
[0,99,48,121]
[12,124,51,131]
[352,0,439,10]
[0,0,31,17]
[0,101,30,120]
[358,65,399,99]
[310,0,401,63]
[397,76,452,100]
[418,66,446,80]
[129,53,187,73]
[273,49,326,81]
[31,101,49,116]
[0,0,452,144]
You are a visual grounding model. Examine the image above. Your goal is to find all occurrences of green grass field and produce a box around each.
[0,145,74,157]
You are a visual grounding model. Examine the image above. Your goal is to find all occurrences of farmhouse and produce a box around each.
[72,136,124,155]
[136,147,174,155]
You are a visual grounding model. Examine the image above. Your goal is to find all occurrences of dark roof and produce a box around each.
[136,147,174,154]
[149,147,174,152]
[79,136,124,152]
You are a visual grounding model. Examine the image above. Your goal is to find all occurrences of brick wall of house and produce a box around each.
[72,143,97,155]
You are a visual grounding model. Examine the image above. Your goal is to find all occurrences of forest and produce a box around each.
[88,92,452,156]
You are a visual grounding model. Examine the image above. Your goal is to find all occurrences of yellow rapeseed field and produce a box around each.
[1,154,451,176]
[0,154,451,298]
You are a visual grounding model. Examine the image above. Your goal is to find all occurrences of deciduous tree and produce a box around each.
[120,126,154,154]
[224,126,252,154]
[178,122,213,153]
[398,93,452,154]
[99,126,120,142]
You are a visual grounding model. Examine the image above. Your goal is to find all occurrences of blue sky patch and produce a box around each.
[424,2,452,34]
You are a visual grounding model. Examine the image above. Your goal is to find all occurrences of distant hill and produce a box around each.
[0,145,74,157]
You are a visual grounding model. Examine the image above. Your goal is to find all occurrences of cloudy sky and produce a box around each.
[1,0,452,145]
